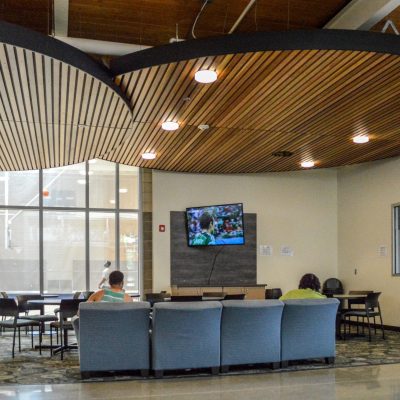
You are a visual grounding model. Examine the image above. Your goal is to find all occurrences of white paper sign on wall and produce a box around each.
[281,246,294,257]
[378,245,387,257]
[260,245,273,256]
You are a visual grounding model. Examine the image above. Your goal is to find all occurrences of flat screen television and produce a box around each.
[186,203,245,246]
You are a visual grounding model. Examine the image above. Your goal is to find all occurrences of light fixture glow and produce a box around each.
[88,159,97,164]
[79,170,93,176]
[142,152,156,160]
[161,121,179,131]
[194,70,218,83]
[77,179,86,185]
[301,161,315,168]
[119,188,128,194]
[353,134,369,144]
[109,200,116,204]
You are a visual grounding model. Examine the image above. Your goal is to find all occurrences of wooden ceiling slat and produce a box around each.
[107,47,400,173]
[273,53,398,134]
[242,52,366,131]
[179,52,278,127]
[292,59,400,139]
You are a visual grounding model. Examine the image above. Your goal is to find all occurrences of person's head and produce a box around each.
[299,273,321,292]
[104,260,111,268]
[199,212,214,232]
[108,270,124,288]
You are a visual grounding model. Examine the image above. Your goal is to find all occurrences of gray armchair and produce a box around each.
[77,302,151,378]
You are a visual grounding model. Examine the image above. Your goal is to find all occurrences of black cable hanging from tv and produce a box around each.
[207,246,225,285]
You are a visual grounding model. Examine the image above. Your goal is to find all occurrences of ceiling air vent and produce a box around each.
[271,150,293,157]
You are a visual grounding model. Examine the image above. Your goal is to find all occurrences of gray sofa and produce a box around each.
[281,298,339,366]
[76,298,339,377]
[220,300,284,371]
[152,301,222,378]
[78,302,151,378]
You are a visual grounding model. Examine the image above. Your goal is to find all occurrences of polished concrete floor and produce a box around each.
[1,363,400,400]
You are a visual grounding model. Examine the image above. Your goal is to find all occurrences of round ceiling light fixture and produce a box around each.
[194,70,218,83]
[301,161,315,168]
[353,134,369,144]
[142,152,157,160]
[161,121,180,131]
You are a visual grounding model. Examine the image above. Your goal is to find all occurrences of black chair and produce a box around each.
[145,293,166,307]
[54,292,81,315]
[17,295,44,316]
[81,291,94,300]
[0,298,41,358]
[170,295,202,302]
[265,288,282,299]
[342,292,385,341]
[19,299,58,355]
[322,278,344,297]
[224,293,246,300]
[0,292,7,326]
[50,299,85,359]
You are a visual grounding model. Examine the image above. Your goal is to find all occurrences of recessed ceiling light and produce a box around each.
[194,70,217,83]
[161,121,179,131]
[142,152,156,160]
[353,134,369,144]
[119,188,128,194]
[77,179,86,185]
[109,200,116,204]
[301,161,315,168]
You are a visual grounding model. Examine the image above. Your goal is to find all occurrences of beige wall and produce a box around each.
[152,169,338,294]
[338,157,400,326]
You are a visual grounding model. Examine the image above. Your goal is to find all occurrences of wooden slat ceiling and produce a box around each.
[0,23,132,171]
[103,44,400,173]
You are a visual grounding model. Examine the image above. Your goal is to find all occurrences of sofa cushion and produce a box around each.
[78,302,151,372]
[152,301,222,371]
[221,300,284,366]
[281,298,339,361]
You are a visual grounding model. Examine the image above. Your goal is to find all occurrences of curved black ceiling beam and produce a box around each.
[111,29,400,75]
[0,20,122,97]
[0,21,133,170]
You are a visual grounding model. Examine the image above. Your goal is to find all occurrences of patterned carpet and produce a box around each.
[0,328,397,384]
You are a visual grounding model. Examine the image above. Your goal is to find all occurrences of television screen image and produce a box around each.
[186,203,245,246]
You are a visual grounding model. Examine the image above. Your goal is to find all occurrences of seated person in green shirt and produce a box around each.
[280,273,326,300]
[72,271,132,343]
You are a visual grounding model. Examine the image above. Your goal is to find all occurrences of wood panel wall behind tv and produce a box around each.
[170,211,257,286]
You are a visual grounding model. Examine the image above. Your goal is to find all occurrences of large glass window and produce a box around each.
[0,161,141,294]
[120,213,139,292]
[0,171,39,206]
[89,160,116,209]
[89,212,116,291]
[43,211,86,293]
[43,163,86,208]
[0,209,39,291]
[120,165,139,209]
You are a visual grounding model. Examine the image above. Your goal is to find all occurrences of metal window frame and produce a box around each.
[0,161,141,294]
[392,203,400,276]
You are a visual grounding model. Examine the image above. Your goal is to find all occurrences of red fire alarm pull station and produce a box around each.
[159,225,165,232]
